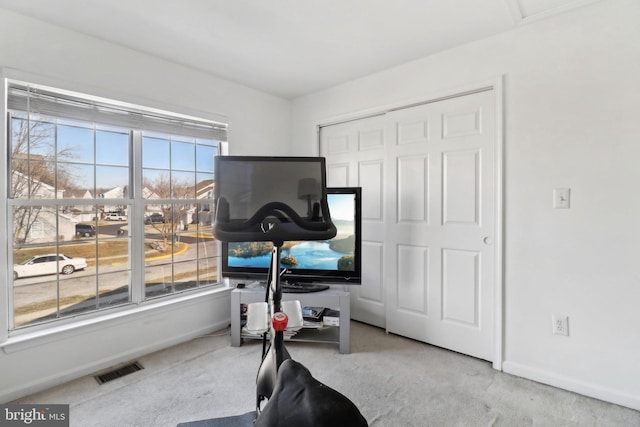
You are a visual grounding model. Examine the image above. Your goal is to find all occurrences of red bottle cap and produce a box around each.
[272,312,288,331]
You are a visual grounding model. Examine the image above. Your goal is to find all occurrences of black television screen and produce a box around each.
[221,187,362,284]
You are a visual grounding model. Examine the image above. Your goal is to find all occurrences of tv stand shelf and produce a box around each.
[231,287,350,354]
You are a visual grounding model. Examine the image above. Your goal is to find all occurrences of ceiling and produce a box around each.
[0,0,599,99]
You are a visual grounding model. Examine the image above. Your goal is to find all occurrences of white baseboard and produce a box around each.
[502,361,640,411]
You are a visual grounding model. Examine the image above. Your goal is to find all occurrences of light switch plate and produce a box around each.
[553,188,570,209]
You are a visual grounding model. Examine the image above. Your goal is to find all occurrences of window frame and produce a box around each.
[2,77,229,338]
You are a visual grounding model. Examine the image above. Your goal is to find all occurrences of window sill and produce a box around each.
[1,286,232,354]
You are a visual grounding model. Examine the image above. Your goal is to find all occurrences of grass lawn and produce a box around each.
[12,240,184,265]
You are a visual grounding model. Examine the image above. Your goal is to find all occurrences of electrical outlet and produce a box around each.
[552,314,569,336]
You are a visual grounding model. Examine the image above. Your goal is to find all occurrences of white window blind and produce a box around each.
[7,82,227,141]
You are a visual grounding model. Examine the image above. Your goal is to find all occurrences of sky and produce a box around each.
[327,193,355,221]
[49,123,217,191]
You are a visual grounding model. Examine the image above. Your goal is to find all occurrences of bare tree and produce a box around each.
[10,115,76,245]
[144,173,194,249]
[11,116,55,244]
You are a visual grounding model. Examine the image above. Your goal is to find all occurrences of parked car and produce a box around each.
[145,213,165,224]
[75,223,96,237]
[105,213,127,221]
[13,254,88,280]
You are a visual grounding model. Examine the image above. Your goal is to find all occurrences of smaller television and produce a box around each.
[221,187,362,285]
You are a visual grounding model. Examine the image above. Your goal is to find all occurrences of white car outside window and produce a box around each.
[13,254,88,280]
[105,213,126,221]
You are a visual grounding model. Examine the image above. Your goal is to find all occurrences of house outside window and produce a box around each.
[28,221,44,239]
[6,80,227,330]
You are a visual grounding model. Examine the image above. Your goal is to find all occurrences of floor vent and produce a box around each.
[95,362,143,384]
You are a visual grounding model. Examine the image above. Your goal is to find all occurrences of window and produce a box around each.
[6,81,227,330]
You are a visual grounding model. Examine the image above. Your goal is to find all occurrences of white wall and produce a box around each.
[0,10,291,402]
[290,0,640,410]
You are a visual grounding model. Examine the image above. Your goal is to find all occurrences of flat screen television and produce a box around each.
[221,187,362,285]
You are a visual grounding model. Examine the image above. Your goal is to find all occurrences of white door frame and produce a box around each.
[316,77,504,370]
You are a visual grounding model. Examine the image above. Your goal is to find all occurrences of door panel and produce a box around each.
[358,161,384,221]
[397,156,428,223]
[326,163,350,187]
[360,241,383,302]
[396,244,428,313]
[442,248,479,325]
[320,115,387,328]
[443,150,480,224]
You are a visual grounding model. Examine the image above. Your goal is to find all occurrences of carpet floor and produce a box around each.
[13,321,640,427]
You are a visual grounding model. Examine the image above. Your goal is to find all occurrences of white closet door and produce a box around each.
[320,115,387,328]
[320,89,497,361]
[385,89,495,361]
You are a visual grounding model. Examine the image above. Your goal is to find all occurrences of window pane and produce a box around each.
[195,232,217,270]
[13,206,62,245]
[196,144,217,173]
[11,160,58,199]
[143,169,170,199]
[96,130,129,166]
[144,203,173,251]
[11,116,56,158]
[58,275,98,317]
[142,135,170,169]
[195,201,213,225]
[196,222,215,249]
[172,171,195,199]
[171,140,195,171]
[143,201,204,299]
[57,124,94,164]
[98,272,130,309]
[198,257,219,285]
[96,166,128,195]
[97,237,130,274]
[196,173,214,200]
[145,264,173,298]
[60,162,94,196]
[172,260,198,292]
[13,280,57,327]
